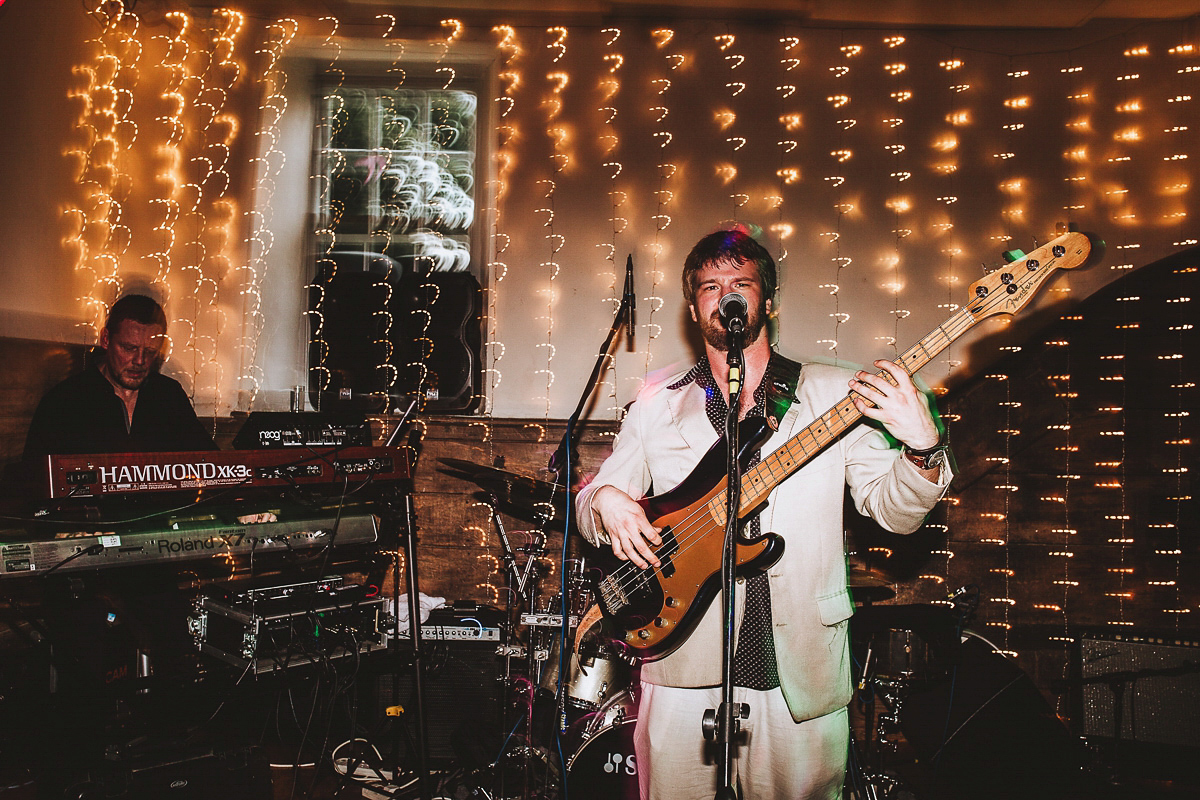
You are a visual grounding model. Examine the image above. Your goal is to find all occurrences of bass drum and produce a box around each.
[565,688,639,800]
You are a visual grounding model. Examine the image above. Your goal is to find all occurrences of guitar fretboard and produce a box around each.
[730,230,1091,516]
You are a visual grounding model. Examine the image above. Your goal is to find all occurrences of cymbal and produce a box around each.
[847,568,895,602]
[438,457,568,526]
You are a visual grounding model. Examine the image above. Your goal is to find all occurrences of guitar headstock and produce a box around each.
[965,231,1094,321]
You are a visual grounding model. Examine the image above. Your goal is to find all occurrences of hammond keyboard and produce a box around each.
[44,446,410,499]
[0,504,379,578]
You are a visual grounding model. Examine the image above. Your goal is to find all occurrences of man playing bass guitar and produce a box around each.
[576,227,952,799]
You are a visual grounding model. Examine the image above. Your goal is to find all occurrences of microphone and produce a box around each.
[623,254,636,349]
[718,291,748,332]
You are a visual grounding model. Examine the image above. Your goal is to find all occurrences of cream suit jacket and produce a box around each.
[576,360,952,723]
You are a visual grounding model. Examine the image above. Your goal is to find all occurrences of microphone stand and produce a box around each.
[544,254,635,780]
[384,430,431,800]
[705,318,746,800]
[547,254,635,478]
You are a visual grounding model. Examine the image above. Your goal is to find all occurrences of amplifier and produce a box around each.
[1079,633,1200,747]
[189,581,387,674]
[395,624,502,642]
[392,603,506,642]
[376,639,505,766]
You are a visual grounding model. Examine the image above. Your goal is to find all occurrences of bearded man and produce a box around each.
[576,228,952,799]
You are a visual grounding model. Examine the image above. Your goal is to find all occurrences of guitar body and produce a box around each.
[589,417,786,661]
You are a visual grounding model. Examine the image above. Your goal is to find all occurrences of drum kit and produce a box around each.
[439,458,641,800]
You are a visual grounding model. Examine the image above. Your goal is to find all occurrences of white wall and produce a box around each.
[0,3,1194,421]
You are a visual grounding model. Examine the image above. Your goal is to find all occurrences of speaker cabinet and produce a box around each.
[376,641,504,767]
[308,262,482,413]
[394,271,482,413]
[897,632,1084,800]
[1079,634,1200,746]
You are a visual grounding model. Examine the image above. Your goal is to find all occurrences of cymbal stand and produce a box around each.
[483,498,556,798]
[490,498,553,709]
[488,495,541,605]
[847,647,883,800]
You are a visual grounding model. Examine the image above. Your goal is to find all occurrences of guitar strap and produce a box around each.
[764,352,804,431]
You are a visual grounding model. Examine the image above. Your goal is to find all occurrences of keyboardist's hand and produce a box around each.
[236,512,278,524]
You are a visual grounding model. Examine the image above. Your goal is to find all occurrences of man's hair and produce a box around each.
[105,294,167,335]
[681,229,778,305]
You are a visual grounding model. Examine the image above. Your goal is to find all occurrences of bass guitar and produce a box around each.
[591,231,1096,661]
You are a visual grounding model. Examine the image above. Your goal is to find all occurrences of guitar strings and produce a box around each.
[600,395,865,605]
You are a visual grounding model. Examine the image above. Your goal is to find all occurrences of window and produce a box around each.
[321,86,477,269]
[307,56,490,414]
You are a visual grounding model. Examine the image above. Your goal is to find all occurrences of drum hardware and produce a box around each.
[851,602,966,798]
[443,457,638,798]
[564,688,640,800]
[521,613,581,628]
[850,591,1059,800]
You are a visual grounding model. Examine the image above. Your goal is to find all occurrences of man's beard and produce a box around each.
[113,370,149,390]
[104,363,151,391]
[699,305,767,351]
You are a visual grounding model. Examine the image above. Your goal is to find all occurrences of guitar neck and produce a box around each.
[704,229,1092,519]
[739,304,978,514]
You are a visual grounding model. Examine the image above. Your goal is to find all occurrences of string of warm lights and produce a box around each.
[1043,329,1077,651]
[147,9,189,331]
[1042,52,1087,661]
[305,16,345,407]
[816,37,863,361]
[70,2,141,340]
[1097,40,1139,627]
[920,47,967,593]
[186,9,245,414]
[1161,263,1193,629]
[1159,36,1195,631]
[642,27,678,388]
[981,58,1026,657]
[596,25,624,418]
[237,17,297,409]
[713,33,747,222]
[983,368,1017,655]
[534,26,569,418]
[883,33,909,367]
[486,23,521,420]
[1105,48,1134,632]
[400,21,472,411]
[770,35,800,341]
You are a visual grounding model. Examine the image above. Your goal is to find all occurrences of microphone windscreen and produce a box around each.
[719,291,748,321]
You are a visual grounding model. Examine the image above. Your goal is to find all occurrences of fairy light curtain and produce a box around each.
[63,8,1195,678]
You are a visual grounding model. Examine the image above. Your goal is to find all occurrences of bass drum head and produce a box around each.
[565,717,638,800]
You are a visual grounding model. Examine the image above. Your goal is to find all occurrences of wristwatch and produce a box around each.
[903,440,948,471]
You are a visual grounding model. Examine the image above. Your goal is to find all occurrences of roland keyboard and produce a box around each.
[0,505,379,578]
[44,446,410,499]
